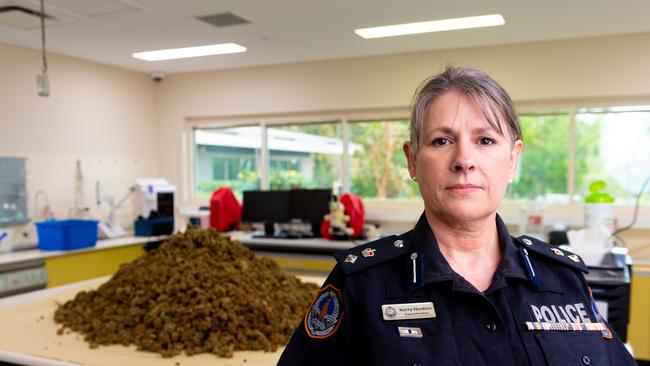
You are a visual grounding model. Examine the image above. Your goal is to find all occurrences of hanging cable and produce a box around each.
[612,175,650,237]
[37,0,49,97]
[40,0,47,74]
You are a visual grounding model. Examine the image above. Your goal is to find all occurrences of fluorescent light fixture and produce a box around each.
[132,43,246,61]
[355,14,505,39]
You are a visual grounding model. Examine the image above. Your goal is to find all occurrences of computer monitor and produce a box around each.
[289,188,332,225]
[241,190,291,224]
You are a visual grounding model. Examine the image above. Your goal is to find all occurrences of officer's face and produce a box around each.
[404,90,523,224]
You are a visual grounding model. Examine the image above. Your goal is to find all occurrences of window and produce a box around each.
[193,126,261,198]
[189,105,650,207]
[267,122,343,190]
[575,107,650,204]
[348,120,419,200]
[508,114,570,203]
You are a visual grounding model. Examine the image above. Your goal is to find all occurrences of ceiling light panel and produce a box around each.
[132,43,247,61]
[355,14,505,39]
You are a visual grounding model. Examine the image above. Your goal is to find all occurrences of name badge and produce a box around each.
[382,302,436,321]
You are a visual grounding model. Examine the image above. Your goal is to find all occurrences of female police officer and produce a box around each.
[277,66,637,366]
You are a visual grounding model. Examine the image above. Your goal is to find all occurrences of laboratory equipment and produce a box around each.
[209,187,241,232]
[0,229,11,253]
[69,160,90,219]
[133,178,175,236]
[0,259,47,298]
[585,248,632,342]
[567,180,616,258]
[0,157,29,227]
[96,181,136,238]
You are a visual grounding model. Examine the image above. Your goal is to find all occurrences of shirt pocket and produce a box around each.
[534,331,609,366]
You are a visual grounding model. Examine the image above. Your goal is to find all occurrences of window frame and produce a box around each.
[184,100,650,229]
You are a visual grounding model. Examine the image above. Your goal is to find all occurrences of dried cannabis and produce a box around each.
[54,227,319,358]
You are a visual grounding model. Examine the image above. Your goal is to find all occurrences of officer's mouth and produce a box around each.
[446,184,482,195]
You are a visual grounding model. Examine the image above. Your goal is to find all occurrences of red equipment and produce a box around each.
[209,187,241,232]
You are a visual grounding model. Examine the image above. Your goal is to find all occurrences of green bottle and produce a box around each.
[584,180,615,234]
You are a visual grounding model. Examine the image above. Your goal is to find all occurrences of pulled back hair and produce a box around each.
[408,66,522,153]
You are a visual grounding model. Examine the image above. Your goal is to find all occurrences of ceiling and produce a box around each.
[1,0,650,75]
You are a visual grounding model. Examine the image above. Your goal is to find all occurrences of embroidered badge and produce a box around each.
[529,303,592,323]
[305,284,343,339]
[361,248,376,257]
[550,248,564,256]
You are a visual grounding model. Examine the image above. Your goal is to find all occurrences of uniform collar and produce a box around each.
[409,212,528,289]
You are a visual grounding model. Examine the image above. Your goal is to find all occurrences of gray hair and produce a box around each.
[408,66,522,153]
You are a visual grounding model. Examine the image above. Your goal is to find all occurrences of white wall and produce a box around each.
[0,43,158,244]
[155,32,650,204]
[3,32,650,250]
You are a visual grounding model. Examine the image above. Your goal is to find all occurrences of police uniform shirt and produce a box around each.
[277,213,637,366]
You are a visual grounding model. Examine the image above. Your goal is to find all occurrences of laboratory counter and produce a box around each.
[0,274,324,366]
[0,236,168,267]
[0,236,168,294]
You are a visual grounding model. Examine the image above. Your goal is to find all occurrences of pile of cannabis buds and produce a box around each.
[53,227,319,358]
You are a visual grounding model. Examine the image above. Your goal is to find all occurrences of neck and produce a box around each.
[424,211,499,252]
[425,210,501,292]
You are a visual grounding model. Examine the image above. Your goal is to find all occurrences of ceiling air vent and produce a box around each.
[196,12,250,28]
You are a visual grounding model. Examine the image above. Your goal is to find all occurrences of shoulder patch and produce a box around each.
[304,284,343,339]
[333,232,412,275]
[516,235,589,273]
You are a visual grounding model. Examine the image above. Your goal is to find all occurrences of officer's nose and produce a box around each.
[450,139,475,173]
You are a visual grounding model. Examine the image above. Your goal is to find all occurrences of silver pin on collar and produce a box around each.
[345,254,358,264]
[410,252,418,284]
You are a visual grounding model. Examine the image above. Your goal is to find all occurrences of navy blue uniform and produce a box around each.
[278,214,637,366]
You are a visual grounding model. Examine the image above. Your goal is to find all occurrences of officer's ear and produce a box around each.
[508,139,523,181]
[403,142,417,181]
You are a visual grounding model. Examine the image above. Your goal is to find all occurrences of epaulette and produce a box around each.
[333,232,412,275]
[515,235,589,273]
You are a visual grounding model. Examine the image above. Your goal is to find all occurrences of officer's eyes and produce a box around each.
[478,137,496,145]
[432,137,450,146]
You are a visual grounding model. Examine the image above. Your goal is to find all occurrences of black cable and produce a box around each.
[612,233,627,248]
[612,175,650,237]
[40,0,47,74]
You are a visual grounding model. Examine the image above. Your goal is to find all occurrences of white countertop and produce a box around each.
[227,231,364,252]
[0,274,324,366]
[0,236,168,267]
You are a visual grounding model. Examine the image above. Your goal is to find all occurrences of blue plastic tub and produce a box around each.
[35,220,99,251]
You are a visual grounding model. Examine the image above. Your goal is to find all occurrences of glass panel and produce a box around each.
[193,126,261,199]
[348,120,419,200]
[575,109,650,204]
[267,122,342,190]
[507,114,571,203]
